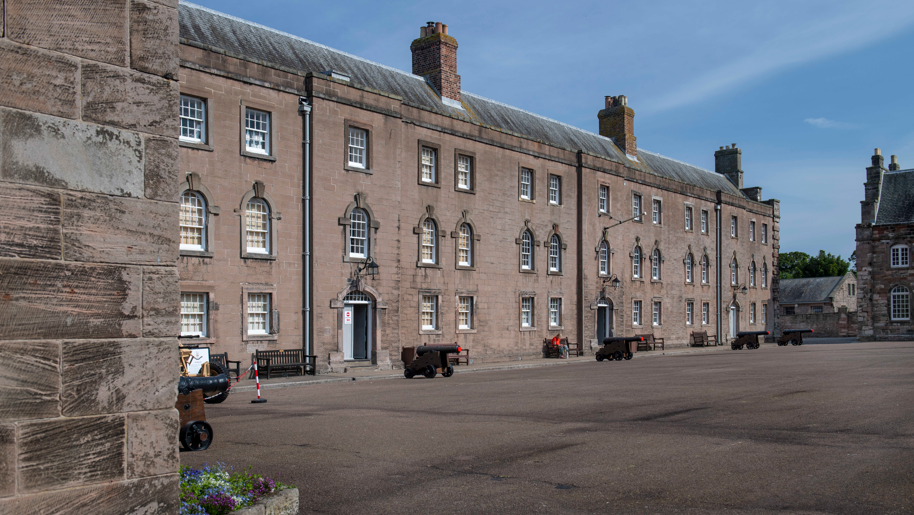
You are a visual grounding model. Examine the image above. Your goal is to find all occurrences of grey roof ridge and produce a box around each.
[885,167,914,174]
[638,149,720,178]
[179,0,429,85]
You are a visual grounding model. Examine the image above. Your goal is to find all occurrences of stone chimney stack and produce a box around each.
[411,21,461,104]
[714,144,743,189]
[598,95,637,157]
[861,148,887,224]
[889,155,900,171]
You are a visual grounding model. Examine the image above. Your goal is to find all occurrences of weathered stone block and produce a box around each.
[61,338,179,417]
[127,409,178,479]
[0,473,179,514]
[82,62,179,137]
[18,415,125,492]
[0,108,144,197]
[62,192,178,265]
[130,0,179,78]
[0,340,60,421]
[145,136,180,201]
[0,425,15,498]
[0,259,142,340]
[0,183,62,260]
[5,0,128,66]
[143,267,180,337]
[0,39,79,119]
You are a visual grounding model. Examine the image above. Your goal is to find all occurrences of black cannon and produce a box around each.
[777,329,814,346]
[731,331,769,350]
[404,345,462,379]
[596,336,642,362]
[176,374,229,451]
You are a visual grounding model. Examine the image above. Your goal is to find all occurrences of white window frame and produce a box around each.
[521,297,534,328]
[247,293,270,335]
[180,292,208,337]
[457,155,472,190]
[701,210,709,234]
[599,185,608,214]
[762,304,767,325]
[521,231,533,270]
[685,206,693,231]
[549,297,562,328]
[891,245,909,268]
[245,198,270,254]
[633,300,642,326]
[520,168,532,200]
[421,219,437,264]
[549,175,561,205]
[549,235,561,272]
[421,295,438,330]
[652,301,662,326]
[731,216,738,238]
[633,194,642,221]
[348,127,367,168]
[812,305,823,314]
[685,254,693,283]
[761,223,768,243]
[731,259,738,286]
[652,199,662,225]
[599,241,609,276]
[179,95,206,144]
[633,247,642,278]
[686,301,693,326]
[701,255,709,284]
[891,286,910,320]
[244,107,270,155]
[349,208,368,258]
[750,303,756,324]
[180,191,206,252]
[762,264,768,288]
[458,224,472,267]
[749,221,756,242]
[421,146,437,183]
[458,296,473,330]
[702,302,709,324]
[749,262,756,287]
[651,249,661,280]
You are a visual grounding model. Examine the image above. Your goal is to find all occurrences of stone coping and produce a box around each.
[234,487,298,515]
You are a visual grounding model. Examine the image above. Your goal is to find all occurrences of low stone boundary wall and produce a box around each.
[781,308,856,337]
[235,488,298,515]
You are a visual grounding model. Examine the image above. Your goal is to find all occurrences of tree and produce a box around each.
[778,250,850,279]
[779,251,810,279]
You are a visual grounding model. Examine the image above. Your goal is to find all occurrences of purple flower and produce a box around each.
[200,492,236,515]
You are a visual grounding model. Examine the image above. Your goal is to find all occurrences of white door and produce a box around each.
[729,306,738,339]
[343,304,355,360]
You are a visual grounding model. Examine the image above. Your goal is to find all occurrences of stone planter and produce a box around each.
[233,487,299,515]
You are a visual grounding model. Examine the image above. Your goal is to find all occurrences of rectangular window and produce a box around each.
[633,194,642,221]
[244,108,270,155]
[891,288,910,320]
[549,298,562,327]
[686,301,694,325]
[458,296,473,330]
[761,224,768,243]
[549,175,561,205]
[245,200,269,254]
[652,199,662,225]
[701,210,709,234]
[179,95,206,143]
[702,302,709,324]
[421,295,438,330]
[762,304,767,325]
[521,297,533,327]
[652,301,662,326]
[181,293,207,336]
[348,128,367,168]
[750,221,756,242]
[731,216,738,238]
[180,192,205,251]
[891,245,910,267]
[750,303,756,324]
[633,300,642,326]
[785,306,796,315]
[520,168,533,200]
[599,185,609,214]
[812,306,823,314]
[247,293,270,335]
[421,147,437,183]
[457,155,472,190]
[685,206,693,231]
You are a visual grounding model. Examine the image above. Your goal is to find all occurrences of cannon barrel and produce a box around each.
[783,329,813,334]
[178,374,229,396]
[416,345,462,356]
[736,331,769,337]
[602,336,643,344]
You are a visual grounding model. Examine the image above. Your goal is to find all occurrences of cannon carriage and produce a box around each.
[778,329,814,346]
[731,331,769,350]
[176,373,229,451]
[404,345,462,379]
[596,336,641,362]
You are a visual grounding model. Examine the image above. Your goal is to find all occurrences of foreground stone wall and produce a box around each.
[0,1,181,513]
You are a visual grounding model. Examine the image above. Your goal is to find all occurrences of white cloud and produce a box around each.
[804,118,859,129]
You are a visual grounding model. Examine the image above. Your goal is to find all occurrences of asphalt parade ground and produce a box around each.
[182,341,913,514]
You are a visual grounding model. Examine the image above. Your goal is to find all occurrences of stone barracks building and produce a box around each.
[175,2,780,372]
[856,149,914,340]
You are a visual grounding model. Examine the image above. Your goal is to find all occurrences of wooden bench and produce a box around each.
[210,352,242,380]
[563,337,584,357]
[635,334,665,351]
[690,331,718,347]
[448,347,470,366]
[542,338,581,358]
[253,349,316,379]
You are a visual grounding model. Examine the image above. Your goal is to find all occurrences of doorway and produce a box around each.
[729,305,739,339]
[343,291,372,360]
[596,300,614,341]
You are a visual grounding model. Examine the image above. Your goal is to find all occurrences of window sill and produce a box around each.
[519,326,537,332]
[345,165,373,174]
[456,328,477,334]
[549,202,562,207]
[651,279,662,283]
[456,265,476,271]
[344,255,371,264]
[455,187,476,195]
[242,252,277,261]
[598,212,609,217]
[518,198,535,204]
[419,180,441,189]
[684,229,693,234]
[243,334,278,342]
[180,250,214,258]
[519,269,537,275]
[549,326,564,331]
[631,277,644,282]
[416,262,443,269]
[547,270,564,276]
[179,140,213,152]
[241,150,277,162]
[419,329,442,335]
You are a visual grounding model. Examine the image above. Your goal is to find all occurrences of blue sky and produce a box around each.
[186,0,914,260]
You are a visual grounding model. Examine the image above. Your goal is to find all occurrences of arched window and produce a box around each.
[245,198,270,254]
[701,255,709,284]
[349,208,367,258]
[633,246,642,278]
[651,249,661,280]
[180,191,206,251]
[458,224,472,266]
[599,241,609,276]
[762,263,768,288]
[685,253,693,283]
[421,219,437,264]
[549,235,562,272]
[730,258,738,285]
[891,285,910,320]
[749,262,756,287]
[521,231,533,270]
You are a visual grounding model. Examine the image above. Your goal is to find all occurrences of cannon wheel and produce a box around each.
[624,352,633,360]
[180,420,213,451]
[778,341,787,346]
[203,361,230,404]
[442,365,454,378]
[596,353,604,362]
[791,339,800,346]
[404,367,415,379]
[613,351,623,361]
[423,365,436,379]
[732,344,742,350]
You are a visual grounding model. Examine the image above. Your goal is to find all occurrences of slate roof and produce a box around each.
[875,168,914,225]
[178,1,745,197]
[779,276,846,304]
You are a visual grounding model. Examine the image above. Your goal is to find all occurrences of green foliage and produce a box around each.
[180,463,290,515]
[779,250,850,279]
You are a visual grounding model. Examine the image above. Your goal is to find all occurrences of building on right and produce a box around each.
[856,149,914,340]
[779,273,856,337]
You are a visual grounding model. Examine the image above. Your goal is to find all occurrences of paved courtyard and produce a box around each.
[182,342,913,514]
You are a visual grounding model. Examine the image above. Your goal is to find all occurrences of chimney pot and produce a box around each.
[875,148,881,156]
[732,143,737,148]
[411,21,461,103]
[435,22,443,33]
[420,26,427,37]
[889,155,901,171]
[442,24,448,35]
[720,146,724,150]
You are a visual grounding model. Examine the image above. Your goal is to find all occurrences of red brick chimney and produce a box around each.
[411,21,461,104]
[598,95,636,157]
